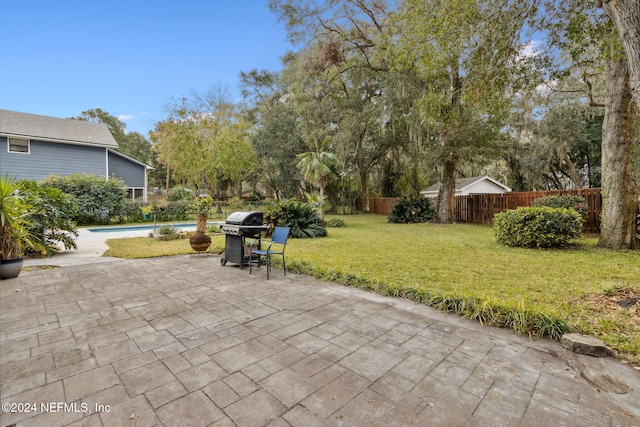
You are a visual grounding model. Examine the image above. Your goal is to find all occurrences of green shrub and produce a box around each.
[326,218,346,228]
[22,181,78,257]
[158,225,177,235]
[42,174,127,225]
[250,192,263,208]
[494,206,583,248]
[388,195,434,224]
[114,199,143,223]
[168,186,193,201]
[264,199,327,238]
[226,196,245,212]
[155,200,190,221]
[532,195,588,219]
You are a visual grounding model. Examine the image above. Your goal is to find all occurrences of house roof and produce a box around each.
[108,149,155,170]
[421,175,511,194]
[0,109,118,148]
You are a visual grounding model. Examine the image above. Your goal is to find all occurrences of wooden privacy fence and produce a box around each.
[454,188,602,234]
[356,197,400,215]
[357,188,602,234]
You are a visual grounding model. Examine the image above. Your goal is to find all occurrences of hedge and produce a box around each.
[494,206,583,248]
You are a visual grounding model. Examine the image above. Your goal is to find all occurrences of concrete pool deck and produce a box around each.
[5,228,640,426]
[23,224,208,268]
[22,228,138,268]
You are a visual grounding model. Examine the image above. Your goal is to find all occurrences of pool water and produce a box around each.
[88,223,207,233]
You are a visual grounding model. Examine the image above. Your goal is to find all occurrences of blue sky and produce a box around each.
[1,1,294,137]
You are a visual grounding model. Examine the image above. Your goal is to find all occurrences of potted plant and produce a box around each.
[140,204,154,221]
[188,195,213,251]
[0,175,35,279]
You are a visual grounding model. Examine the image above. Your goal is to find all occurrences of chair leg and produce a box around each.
[282,254,286,276]
[266,254,270,279]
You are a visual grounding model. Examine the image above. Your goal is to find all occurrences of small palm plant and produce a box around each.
[0,175,34,260]
[296,136,336,198]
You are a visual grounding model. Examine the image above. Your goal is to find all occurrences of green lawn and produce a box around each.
[105,214,640,364]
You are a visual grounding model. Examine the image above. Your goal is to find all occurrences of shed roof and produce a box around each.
[421,175,511,194]
[0,109,118,148]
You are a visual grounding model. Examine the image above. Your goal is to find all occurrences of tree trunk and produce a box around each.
[165,163,171,198]
[564,151,583,189]
[598,58,638,249]
[360,171,370,212]
[434,62,462,224]
[434,155,458,224]
[602,0,640,111]
[549,166,563,190]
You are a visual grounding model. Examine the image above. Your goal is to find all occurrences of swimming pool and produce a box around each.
[87,222,217,233]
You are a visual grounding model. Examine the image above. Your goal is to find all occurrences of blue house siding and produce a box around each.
[108,151,145,188]
[0,137,107,181]
[1,110,152,201]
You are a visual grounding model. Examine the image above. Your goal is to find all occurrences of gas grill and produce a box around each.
[220,211,269,268]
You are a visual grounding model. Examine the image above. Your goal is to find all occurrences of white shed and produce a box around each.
[420,175,512,198]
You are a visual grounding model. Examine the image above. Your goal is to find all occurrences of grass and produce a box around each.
[104,233,225,258]
[104,214,640,364]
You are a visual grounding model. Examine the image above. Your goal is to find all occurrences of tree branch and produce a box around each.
[582,73,606,107]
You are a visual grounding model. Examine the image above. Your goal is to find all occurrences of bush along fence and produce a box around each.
[357,188,602,234]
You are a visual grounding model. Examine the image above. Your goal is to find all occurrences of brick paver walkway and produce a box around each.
[1,256,639,426]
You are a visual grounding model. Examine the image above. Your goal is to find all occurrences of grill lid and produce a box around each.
[225,211,264,226]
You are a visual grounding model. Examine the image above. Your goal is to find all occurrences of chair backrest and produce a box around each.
[271,227,290,245]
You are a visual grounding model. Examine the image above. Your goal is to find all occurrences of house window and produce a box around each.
[126,188,145,199]
[8,138,30,153]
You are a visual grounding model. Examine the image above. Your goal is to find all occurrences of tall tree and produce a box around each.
[388,0,535,223]
[537,103,603,188]
[599,57,637,248]
[151,87,259,203]
[543,0,638,248]
[599,0,640,111]
[72,108,127,142]
[599,0,640,249]
[270,0,396,210]
[240,68,307,199]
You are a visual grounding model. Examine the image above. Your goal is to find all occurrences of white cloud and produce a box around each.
[519,40,542,59]
[118,112,148,122]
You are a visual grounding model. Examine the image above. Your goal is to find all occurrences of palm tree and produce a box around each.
[296,137,336,197]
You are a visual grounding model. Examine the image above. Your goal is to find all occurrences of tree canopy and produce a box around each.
[150,88,259,202]
[80,0,638,248]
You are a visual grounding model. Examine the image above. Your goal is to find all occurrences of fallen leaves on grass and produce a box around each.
[581,287,640,324]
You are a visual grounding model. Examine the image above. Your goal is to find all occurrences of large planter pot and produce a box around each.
[189,231,211,252]
[0,257,24,280]
[190,214,211,252]
[196,215,208,232]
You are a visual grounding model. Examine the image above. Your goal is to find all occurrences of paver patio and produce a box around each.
[1,255,639,426]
